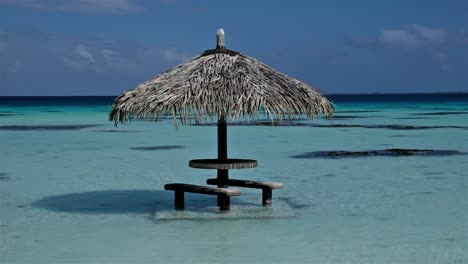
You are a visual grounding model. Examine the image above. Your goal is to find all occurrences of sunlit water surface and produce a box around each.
[1,94,467,264]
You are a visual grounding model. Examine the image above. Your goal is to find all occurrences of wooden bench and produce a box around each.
[164,183,241,210]
[206,179,284,205]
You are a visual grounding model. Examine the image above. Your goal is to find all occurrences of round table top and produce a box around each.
[189,158,258,169]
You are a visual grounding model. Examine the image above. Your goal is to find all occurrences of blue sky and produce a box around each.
[0,0,467,95]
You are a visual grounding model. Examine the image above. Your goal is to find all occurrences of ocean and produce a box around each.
[1,93,467,264]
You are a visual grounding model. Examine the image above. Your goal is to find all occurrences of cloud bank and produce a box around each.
[0,31,192,95]
[0,0,143,13]
[378,24,448,49]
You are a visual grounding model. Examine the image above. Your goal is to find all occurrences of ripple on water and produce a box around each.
[153,200,297,221]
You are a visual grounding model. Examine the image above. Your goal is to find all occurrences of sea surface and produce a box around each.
[0,93,467,264]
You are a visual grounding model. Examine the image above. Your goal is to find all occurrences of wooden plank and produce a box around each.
[164,183,241,196]
[206,178,284,189]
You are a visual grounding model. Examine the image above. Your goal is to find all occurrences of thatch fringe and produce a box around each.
[109,48,335,126]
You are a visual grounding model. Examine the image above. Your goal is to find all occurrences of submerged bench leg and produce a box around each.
[262,188,272,205]
[216,169,228,206]
[175,191,185,209]
[218,195,230,211]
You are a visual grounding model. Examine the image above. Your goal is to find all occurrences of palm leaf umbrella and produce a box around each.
[109,29,334,207]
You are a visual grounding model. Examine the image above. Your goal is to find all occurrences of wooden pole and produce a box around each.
[217,117,228,186]
[217,117,229,207]
[216,30,228,209]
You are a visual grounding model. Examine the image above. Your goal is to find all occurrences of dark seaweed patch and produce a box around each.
[130,145,184,151]
[411,111,468,116]
[409,191,433,195]
[290,149,466,159]
[93,130,142,133]
[331,115,361,119]
[277,197,312,209]
[442,237,456,242]
[346,213,359,217]
[0,172,9,180]
[425,108,457,110]
[375,216,391,221]
[423,172,442,175]
[193,121,468,130]
[332,115,382,119]
[0,112,24,117]
[321,174,337,178]
[427,176,445,180]
[393,117,434,120]
[374,243,391,249]
[0,125,103,131]
[391,135,422,137]
[309,124,468,130]
[335,110,379,113]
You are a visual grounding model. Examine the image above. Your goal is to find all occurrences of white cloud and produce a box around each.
[378,24,449,49]
[7,61,22,74]
[411,24,448,43]
[457,30,468,44]
[75,44,95,63]
[159,0,177,5]
[62,57,84,70]
[101,49,114,57]
[0,0,143,13]
[62,44,95,70]
[0,40,6,54]
[0,31,194,77]
[432,52,452,72]
[162,47,189,63]
[379,29,420,48]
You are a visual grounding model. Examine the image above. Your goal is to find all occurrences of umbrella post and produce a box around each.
[217,118,229,207]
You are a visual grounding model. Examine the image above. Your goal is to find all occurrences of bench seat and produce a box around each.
[206,178,284,205]
[164,183,240,210]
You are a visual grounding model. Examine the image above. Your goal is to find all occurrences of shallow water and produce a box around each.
[1,94,467,264]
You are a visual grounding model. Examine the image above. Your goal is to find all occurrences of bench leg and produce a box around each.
[217,169,228,206]
[262,188,272,205]
[218,195,230,211]
[175,191,184,209]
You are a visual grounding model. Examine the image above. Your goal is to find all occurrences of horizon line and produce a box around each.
[1,91,467,97]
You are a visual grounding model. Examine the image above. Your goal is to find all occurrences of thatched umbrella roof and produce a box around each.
[109,29,334,126]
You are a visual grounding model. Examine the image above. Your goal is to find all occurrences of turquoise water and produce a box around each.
[1,95,467,263]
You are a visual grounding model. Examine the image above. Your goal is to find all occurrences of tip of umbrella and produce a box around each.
[216,28,225,49]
